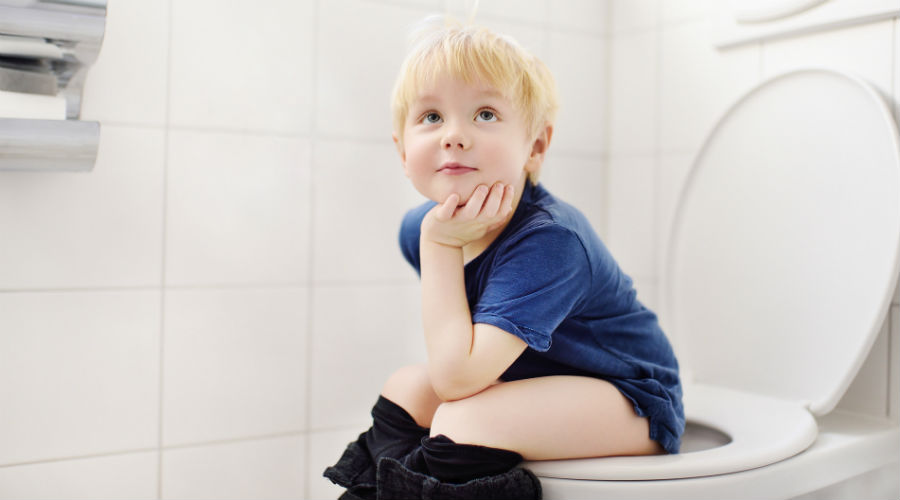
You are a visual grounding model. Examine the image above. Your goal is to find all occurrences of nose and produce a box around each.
[442,126,469,150]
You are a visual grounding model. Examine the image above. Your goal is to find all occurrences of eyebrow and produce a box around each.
[416,86,507,104]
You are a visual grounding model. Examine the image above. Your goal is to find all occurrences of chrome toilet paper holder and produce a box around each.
[0,0,107,171]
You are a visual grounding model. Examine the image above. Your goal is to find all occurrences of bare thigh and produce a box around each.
[430,376,663,461]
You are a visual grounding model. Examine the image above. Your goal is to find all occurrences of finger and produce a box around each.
[436,193,459,220]
[482,183,504,218]
[499,184,515,217]
[463,185,489,219]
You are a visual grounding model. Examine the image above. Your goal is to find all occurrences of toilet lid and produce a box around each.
[663,68,900,415]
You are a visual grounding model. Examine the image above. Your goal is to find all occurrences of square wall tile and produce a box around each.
[386,0,441,9]
[549,0,610,35]
[81,0,168,126]
[547,31,608,154]
[630,276,659,312]
[163,288,308,446]
[166,130,310,287]
[660,19,760,154]
[308,427,368,500]
[0,451,158,500]
[0,291,160,465]
[609,30,658,155]
[661,0,713,26]
[312,139,425,284]
[657,152,694,275]
[0,125,164,289]
[763,19,894,98]
[538,153,607,237]
[606,154,656,278]
[317,0,436,139]
[463,16,548,62]
[310,284,424,430]
[162,436,304,500]
[446,0,547,26]
[169,0,313,133]
[610,0,659,35]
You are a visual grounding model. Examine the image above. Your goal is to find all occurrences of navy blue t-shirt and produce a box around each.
[399,181,684,454]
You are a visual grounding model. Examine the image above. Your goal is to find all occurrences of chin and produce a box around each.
[424,183,477,206]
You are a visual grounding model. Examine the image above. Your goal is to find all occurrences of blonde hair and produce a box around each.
[391,17,558,182]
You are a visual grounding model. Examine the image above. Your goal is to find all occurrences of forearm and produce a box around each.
[416,183,521,401]
[419,238,476,399]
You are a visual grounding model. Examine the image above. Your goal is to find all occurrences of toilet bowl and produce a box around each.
[526,68,900,499]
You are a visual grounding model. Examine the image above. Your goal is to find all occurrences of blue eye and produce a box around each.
[476,110,497,122]
[423,112,442,124]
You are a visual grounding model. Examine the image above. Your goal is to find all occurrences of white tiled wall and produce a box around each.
[4,0,898,498]
[0,1,609,498]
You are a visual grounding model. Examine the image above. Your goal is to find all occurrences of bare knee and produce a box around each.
[381,364,442,428]
[430,398,481,444]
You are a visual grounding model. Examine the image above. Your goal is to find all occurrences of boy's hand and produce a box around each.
[422,183,515,248]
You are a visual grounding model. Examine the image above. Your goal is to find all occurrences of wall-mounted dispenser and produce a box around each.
[0,0,107,171]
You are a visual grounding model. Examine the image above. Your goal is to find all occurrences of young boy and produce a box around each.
[325,19,684,500]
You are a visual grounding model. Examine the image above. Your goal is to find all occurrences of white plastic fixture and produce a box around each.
[665,68,900,417]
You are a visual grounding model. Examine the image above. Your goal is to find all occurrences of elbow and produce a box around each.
[428,365,484,402]
[432,383,470,402]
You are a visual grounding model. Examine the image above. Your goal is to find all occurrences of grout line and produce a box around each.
[652,1,663,279]
[0,285,163,294]
[0,448,160,469]
[601,0,613,238]
[166,123,307,139]
[303,2,320,498]
[0,430,313,470]
[0,281,421,295]
[163,430,309,452]
[158,0,174,497]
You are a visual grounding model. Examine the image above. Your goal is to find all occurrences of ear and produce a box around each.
[392,132,409,177]
[525,124,553,174]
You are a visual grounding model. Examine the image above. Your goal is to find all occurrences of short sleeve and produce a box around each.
[472,225,591,351]
[398,201,435,274]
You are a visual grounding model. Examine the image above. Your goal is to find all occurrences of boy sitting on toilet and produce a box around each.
[325,17,684,500]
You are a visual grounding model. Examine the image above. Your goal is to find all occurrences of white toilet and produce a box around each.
[526,68,900,499]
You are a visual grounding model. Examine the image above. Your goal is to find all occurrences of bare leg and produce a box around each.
[380,363,443,428]
[429,375,663,461]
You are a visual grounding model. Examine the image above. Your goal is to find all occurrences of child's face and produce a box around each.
[396,77,536,205]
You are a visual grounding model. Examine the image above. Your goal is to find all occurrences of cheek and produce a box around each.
[403,139,431,171]
[486,145,530,180]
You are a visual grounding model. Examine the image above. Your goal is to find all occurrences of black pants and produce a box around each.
[324,396,541,499]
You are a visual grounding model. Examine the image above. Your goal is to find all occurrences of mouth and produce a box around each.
[438,162,477,175]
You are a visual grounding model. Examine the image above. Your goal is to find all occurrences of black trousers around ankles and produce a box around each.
[379,434,541,499]
[323,396,430,496]
[366,396,431,464]
[402,434,525,484]
[325,396,541,499]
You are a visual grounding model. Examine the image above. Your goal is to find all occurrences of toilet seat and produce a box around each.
[527,384,817,480]
[527,68,900,487]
